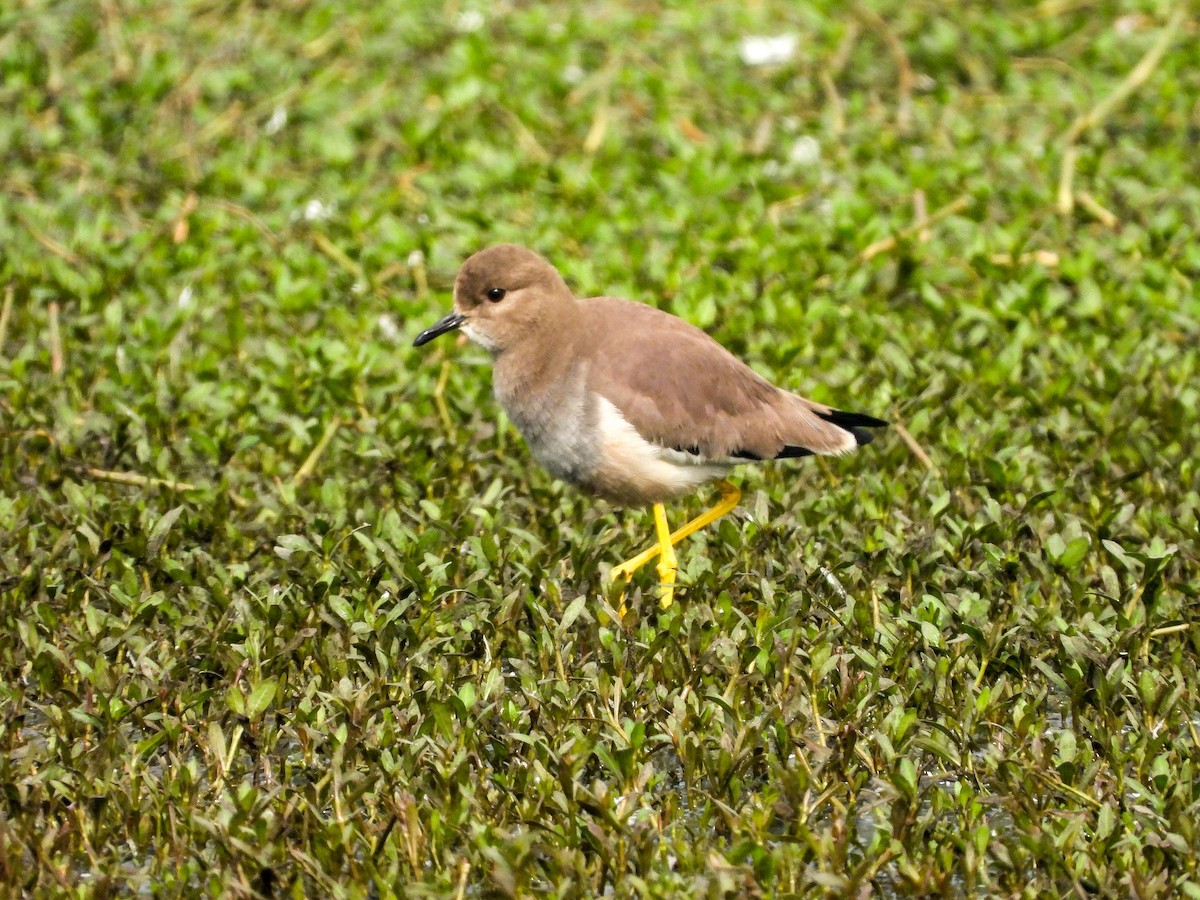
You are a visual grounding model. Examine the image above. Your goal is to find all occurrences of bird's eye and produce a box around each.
[486,287,506,302]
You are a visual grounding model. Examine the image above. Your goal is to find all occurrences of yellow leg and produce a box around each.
[653,503,677,609]
[609,480,742,611]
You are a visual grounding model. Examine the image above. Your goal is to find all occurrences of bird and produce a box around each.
[413,244,885,612]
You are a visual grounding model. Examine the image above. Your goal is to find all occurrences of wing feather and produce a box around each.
[581,297,877,461]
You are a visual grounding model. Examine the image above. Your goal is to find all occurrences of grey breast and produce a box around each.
[494,361,600,488]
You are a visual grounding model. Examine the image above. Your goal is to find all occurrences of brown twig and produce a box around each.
[47,301,63,377]
[394,164,430,204]
[0,285,13,354]
[584,100,610,154]
[20,215,81,266]
[498,106,550,164]
[766,193,812,226]
[197,99,246,144]
[676,116,708,143]
[1150,623,1191,638]
[1056,144,1079,217]
[913,189,930,243]
[852,5,913,129]
[1037,0,1093,16]
[99,0,133,80]
[453,858,470,900]
[1077,191,1119,228]
[892,421,939,474]
[818,71,845,136]
[373,261,408,287]
[294,417,342,485]
[172,192,198,244]
[312,232,364,282]
[84,467,196,491]
[205,198,281,248]
[408,250,429,299]
[859,195,970,261]
[989,250,1061,267]
[828,20,862,78]
[433,360,454,434]
[748,114,774,155]
[1057,4,1185,214]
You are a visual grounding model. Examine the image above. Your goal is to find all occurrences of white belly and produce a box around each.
[586,397,729,506]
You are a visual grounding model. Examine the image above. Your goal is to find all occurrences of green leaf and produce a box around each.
[1058,535,1090,567]
[246,678,278,722]
[147,505,185,557]
[1045,533,1066,560]
[457,682,476,709]
[895,757,918,798]
[557,594,590,634]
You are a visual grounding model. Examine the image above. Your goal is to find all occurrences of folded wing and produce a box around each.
[583,296,885,462]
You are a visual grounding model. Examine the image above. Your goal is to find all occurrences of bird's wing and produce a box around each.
[581,296,878,461]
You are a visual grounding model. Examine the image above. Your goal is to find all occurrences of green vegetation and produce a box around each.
[2,1,1198,895]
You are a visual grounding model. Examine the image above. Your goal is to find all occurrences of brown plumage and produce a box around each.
[413,244,885,507]
[581,296,869,462]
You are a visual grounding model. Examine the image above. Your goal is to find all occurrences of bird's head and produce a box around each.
[412,244,575,356]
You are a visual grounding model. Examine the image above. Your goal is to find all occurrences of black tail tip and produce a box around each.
[817,409,888,446]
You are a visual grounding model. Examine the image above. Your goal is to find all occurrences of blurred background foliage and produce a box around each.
[1,0,1198,895]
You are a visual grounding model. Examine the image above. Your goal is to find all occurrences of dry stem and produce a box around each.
[1058,5,1186,214]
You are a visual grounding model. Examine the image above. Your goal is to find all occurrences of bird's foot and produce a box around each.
[656,559,677,609]
[602,564,631,620]
[608,559,640,584]
[653,503,678,609]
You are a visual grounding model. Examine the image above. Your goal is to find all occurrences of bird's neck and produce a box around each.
[491,315,599,486]
[495,334,581,402]
[492,308,590,432]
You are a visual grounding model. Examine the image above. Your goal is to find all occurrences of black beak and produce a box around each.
[412,311,466,347]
